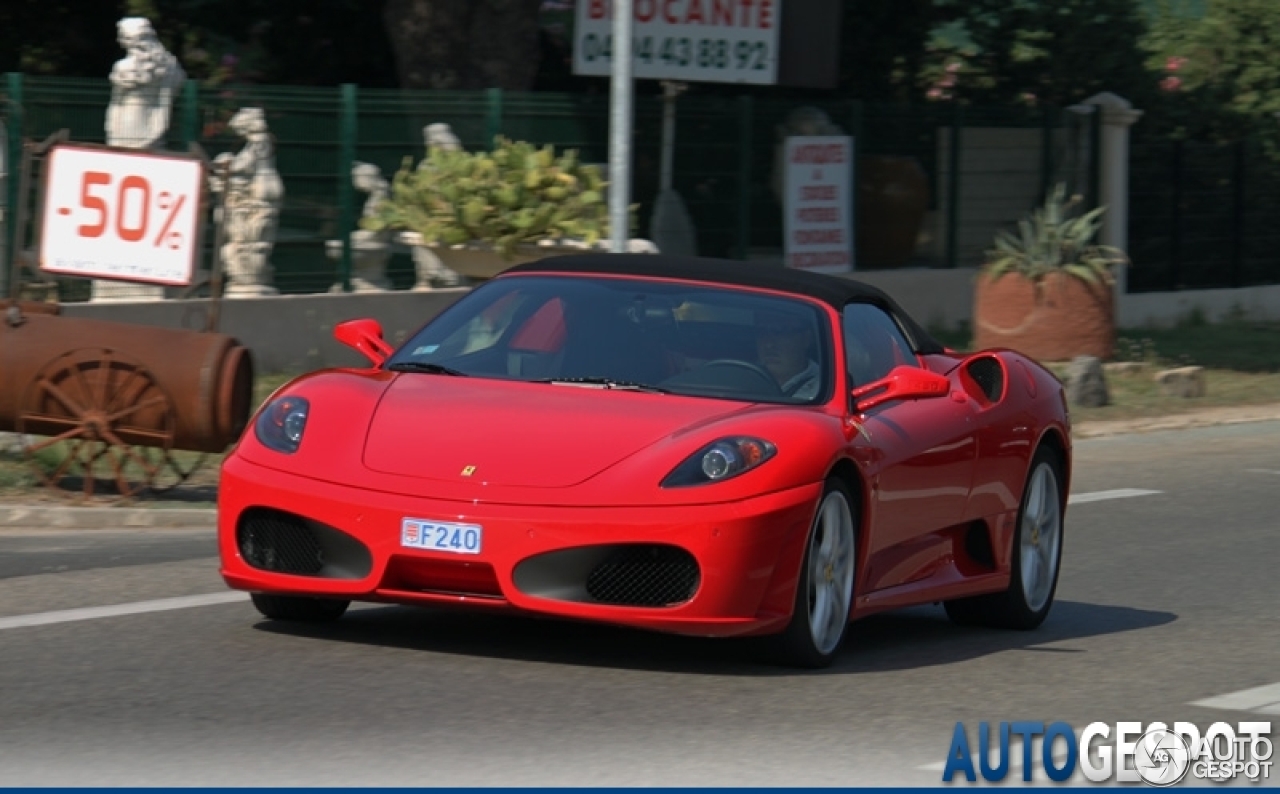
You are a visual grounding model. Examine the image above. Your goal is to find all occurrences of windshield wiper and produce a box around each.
[536,376,669,393]
[386,361,467,376]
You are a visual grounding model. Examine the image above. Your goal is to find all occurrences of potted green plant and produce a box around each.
[361,137,643,280]
[972,183,1129,361]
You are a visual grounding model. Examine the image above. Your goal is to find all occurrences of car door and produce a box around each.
[841,301,980,593]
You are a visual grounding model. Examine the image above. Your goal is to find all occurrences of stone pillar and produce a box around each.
[1084,92,1142,298]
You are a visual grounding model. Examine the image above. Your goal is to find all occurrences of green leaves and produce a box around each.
[360,136,613,260]
[983,182,1129,286]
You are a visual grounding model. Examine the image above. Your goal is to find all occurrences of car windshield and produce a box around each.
[386,274,833,405]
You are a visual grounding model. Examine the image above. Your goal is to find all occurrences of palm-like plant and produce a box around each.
[984,183,1128,286]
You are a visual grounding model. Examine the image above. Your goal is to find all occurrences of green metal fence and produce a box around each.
[1129,136,1280,294]
[3,73,1091,300]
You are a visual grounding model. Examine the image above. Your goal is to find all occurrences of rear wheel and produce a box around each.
[769,479,857,668]
[945,445,1064,629]
[250,593,350,622]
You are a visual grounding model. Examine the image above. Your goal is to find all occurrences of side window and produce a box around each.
[842,302,919,386]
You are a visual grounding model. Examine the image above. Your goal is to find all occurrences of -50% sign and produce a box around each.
[40,145,205,286]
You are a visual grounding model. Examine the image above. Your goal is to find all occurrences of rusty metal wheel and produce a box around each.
[132,447,209,494]
[15,348,186,499]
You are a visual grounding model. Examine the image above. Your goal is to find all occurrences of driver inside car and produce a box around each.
[756,310,821,399]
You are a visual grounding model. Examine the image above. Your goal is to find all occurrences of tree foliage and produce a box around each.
[1141,0,1280,145]
[382,0,545,91]
[915,0,1157,108]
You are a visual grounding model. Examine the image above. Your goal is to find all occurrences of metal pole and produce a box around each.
[337,83,357,292]
[659,82,680,192]
[736,95,752,260]
[0,120,7,299]
[1169,140,1182,291]
[3,72,22,296]
[486,87,503,147]
[946,104,962,269]
[1040,105,1054,200]
[608,0,634,253]
[8,140,32,302]
[181,79,199,150]
[850,100,864,271]
[207,160,231,334]
[1231,138,1245,289]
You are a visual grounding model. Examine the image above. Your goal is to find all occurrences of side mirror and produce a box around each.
[334,318,395,366]
[851,365,950,412]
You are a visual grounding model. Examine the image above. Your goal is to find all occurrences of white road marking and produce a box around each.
[1190,682,1280,715]
[0,592,247,631]
[1245,469,1280,476]
[1068,488,1162,505]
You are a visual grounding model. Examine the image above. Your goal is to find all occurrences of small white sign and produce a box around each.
[783,135,854,273]
[39,144,205,286]
[573,0,780,85]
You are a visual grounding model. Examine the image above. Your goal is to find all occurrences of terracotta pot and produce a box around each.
[972,270,1115,361]
[856,156,930,268]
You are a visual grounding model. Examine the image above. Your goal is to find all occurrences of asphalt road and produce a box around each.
[1,421,1278,786]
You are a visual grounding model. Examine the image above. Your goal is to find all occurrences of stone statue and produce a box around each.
[105,17,186,150]
[353,162,389,219]
[424,123,463,152]
[93,17,186,302]
[409,123,466,288]
[210,108,283,297]
[326,162,393,292]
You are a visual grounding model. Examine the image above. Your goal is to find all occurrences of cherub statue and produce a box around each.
[424,123,463,152]
[105,17,186,150]
[210,108,284,296]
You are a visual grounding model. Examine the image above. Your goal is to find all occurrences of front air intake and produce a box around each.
[238,510,325,575]
[585,545,700,607]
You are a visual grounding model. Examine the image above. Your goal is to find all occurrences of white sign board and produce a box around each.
[783,136,854,273]
[573,0,780,85]
[39,144,205,286]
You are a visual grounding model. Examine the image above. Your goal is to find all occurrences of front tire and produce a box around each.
[769,478,858,668]
[250,593,351,622]
[945,445,1065,629]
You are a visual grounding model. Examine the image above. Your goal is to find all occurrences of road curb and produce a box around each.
[1071,403,1280,439]
[3,404,1280,530]
[0,505,216,530]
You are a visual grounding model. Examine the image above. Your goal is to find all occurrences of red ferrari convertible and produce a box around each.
[218,254,1072,667]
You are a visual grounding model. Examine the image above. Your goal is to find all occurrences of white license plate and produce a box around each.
[401,518,483,555]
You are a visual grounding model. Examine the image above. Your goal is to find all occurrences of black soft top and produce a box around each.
[503,253,946,355]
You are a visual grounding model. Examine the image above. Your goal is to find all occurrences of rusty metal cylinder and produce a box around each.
[0,312,255,453]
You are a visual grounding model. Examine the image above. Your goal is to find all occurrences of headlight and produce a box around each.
[661,436,777,488]
[255,395,310,454]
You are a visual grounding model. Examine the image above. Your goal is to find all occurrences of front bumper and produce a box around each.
[218,456,822,638]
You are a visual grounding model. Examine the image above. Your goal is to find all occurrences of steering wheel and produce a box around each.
[698,359,783,395]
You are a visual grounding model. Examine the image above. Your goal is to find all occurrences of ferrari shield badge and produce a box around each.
[460,465,477,477]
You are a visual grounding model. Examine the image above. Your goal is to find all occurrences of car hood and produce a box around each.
[361,375,748,488]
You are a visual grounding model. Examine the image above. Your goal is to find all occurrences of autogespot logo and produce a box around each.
[1133,727,1191,786]
[942,720,1273,785]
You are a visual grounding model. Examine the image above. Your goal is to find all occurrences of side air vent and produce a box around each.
[966,357,1005,403]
